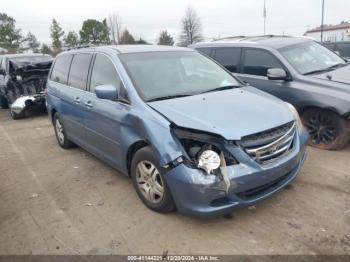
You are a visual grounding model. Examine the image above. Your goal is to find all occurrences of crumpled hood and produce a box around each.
[311,64,350,88]
[9,60,52,79]
[148,86,294,140]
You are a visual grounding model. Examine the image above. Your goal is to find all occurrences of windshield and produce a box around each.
[119,51,241,101]
[279,41,346,75]
[11,55,52,64]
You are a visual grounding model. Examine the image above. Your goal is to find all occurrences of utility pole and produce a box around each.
[263,0,267,35]
[321,0,325,42]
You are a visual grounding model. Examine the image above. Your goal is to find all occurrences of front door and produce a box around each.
[84,53,130,169]
[237,48,292,102]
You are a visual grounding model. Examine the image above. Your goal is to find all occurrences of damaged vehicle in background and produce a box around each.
[47,45,308,217]
[0,54,52,119]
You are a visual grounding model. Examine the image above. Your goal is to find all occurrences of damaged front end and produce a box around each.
[162,122,308,217]
[169,125,239,193]
[6,59,52,119]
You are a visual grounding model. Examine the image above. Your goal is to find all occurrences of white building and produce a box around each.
[304,23,350,42]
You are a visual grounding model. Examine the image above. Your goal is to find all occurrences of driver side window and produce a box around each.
[243,49,283,77]
[90,54,125,97]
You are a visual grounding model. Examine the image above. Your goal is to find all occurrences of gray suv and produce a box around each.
[191,36,350,150]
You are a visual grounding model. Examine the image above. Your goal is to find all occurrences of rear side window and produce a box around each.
[323,43,335,51]
[68,54,93,90]
[50,55,73,84]
[213,48,241,72]
[243,49,282,76]
[196,48,212,56]
[90,54,122,93]
[336,43,350,57]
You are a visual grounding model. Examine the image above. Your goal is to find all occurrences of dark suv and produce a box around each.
[323,41,350,60]
[191,36,350,150]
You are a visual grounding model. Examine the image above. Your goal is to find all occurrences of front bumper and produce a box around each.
[10,94,46,115]
[164,128,309,218]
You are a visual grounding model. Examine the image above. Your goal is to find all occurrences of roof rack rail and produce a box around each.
[212,35,292,42]
[67,45,95,51]
[212,36,246,42]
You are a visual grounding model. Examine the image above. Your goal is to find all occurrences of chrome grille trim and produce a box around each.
[243,122,296,164]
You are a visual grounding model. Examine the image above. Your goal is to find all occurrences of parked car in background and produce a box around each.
[46,45,308,217]
[0,54,52,119]
[323,41,350,60]
[191,36,350,150]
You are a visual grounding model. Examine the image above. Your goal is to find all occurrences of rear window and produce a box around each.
[50,55,73,84]
[68,54,93,90]
[213,48,241,72]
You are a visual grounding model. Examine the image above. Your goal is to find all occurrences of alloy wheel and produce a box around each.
[306,113,336,145]
[135,160,164,204]
[55,118,65,144]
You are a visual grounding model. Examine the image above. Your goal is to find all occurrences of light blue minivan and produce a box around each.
[47,45,308,217]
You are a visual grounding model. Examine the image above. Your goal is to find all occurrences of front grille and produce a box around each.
[240,121,296,164]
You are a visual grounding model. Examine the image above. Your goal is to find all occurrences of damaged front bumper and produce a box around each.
[164,128,308,218]
[10,94,46,118]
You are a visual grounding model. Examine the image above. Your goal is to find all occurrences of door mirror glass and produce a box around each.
[267,68,288,81]
[95,85,119,101]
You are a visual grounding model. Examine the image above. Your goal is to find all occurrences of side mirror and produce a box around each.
[0,68,5,75]
[95,84,118,101]
[267,68,288,81]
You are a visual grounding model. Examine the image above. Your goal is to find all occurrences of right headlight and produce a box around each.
[286,102,303,133]
[171,127,239,174]
[197,149,221,174]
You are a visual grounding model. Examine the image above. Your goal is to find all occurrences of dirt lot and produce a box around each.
[0,110,349,255]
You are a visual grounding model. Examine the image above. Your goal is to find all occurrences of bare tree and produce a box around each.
[178,6,203,46]
[108,14,123,44]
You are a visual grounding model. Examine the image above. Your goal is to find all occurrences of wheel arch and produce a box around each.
[126,140,150,177]
[50,108,57,124]
[298,104,341,117]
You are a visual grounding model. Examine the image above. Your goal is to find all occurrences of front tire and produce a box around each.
[131,146,176,213]
[301,108,349,150]
[10,109,25,120]
[53,113,74,149]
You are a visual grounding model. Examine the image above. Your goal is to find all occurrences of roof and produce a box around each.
[0,53,51,58]
[306,23,350,33]
[191,35,312,49]
[64,45,192,54]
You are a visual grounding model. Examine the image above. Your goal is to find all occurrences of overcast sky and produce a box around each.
[2,0,349,44]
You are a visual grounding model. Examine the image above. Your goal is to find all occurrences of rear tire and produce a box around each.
[131,146,176,213]
[0,95,8,109]
[301,108,349,150]
[53,113,74,149]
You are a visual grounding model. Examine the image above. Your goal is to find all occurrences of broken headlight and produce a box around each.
[198,149,221,174]
[171,126,238,174]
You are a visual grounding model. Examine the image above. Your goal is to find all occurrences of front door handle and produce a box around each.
[84,101,93,108]
[74,97,81,104]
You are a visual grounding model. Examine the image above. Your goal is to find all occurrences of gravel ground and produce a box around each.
[0,110,349,255]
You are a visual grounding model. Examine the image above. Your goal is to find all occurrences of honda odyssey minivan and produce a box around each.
[47,45,308,217]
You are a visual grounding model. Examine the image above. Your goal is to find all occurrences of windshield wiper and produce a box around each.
[147,94,192,102]
[304,63,347,75]
[326,63,347,70]
[199,85,239,94]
